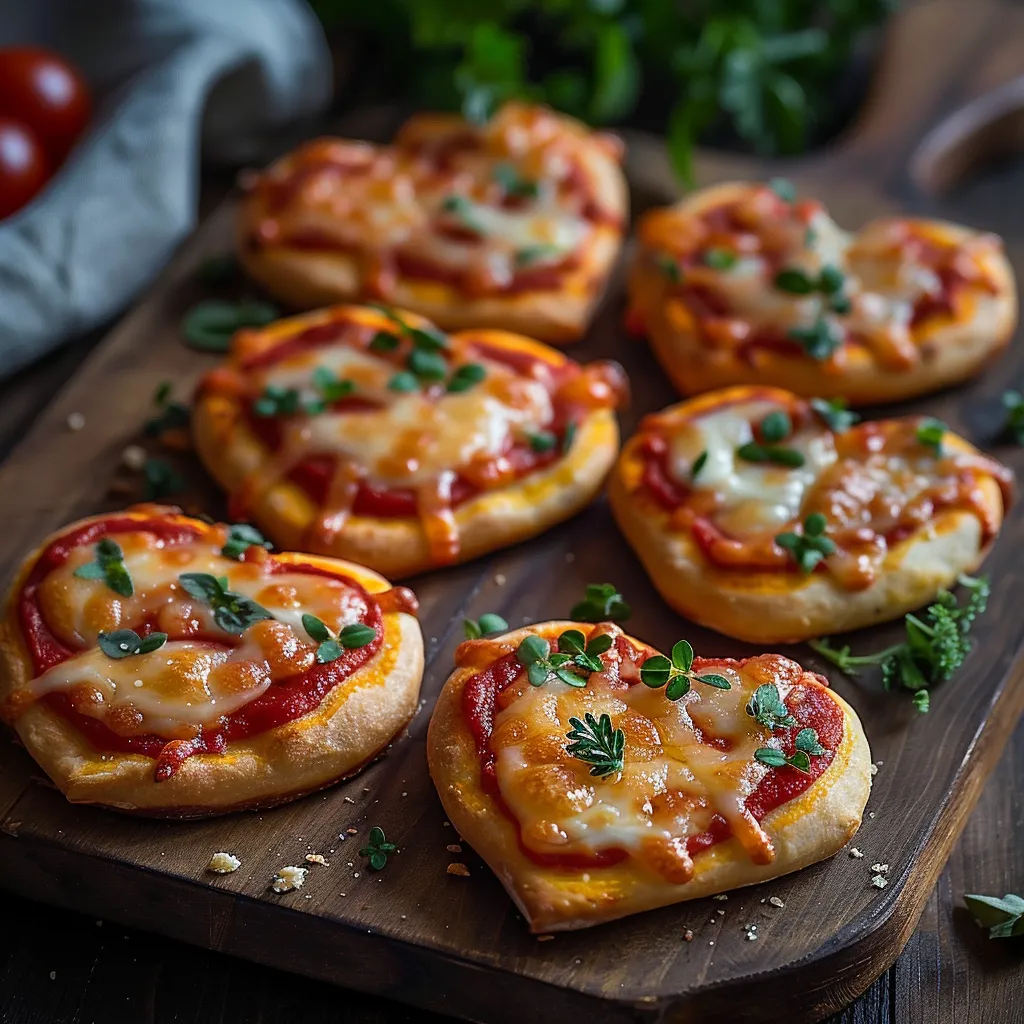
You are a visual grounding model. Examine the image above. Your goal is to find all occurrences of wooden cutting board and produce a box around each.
[2,3,1024,1022]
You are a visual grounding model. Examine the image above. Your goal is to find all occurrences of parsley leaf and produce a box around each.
[515,628,614,688]
[74,538,134,597]
[178,573,274,635]
[565,712,625,778]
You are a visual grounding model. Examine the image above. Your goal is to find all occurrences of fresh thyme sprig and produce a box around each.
[809,575,990,713]
[463,613,509,639]
[515,629,613,688]
[302,613,377,663]
[640,640,731,700]
[565,712,625,778]
[359,826,397,871]
[74,538,134,598]
[570,583,631,623]
[776,512,836,573]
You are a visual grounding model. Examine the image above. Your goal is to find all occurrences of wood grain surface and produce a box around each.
[2,3,1024,1022]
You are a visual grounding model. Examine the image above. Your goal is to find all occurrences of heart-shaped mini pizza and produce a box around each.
[193,303,627,578]
[627,181,1016,404]
[0,505,422,817]
[427,620,871,932]
[609,386,1013,644]
[238,102,627,344]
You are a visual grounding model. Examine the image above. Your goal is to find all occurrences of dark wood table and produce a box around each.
[4,88,1024,1024]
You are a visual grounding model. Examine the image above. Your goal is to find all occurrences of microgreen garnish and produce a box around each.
[447,363,487,392]
[177,573,273,635]
[463,613,509,639]
[916,417,946,456]
[301,612,377,663]
[565,712,625,778]
[440,193,485,234]
[736,441,805,468]
[182,300,279,353]
[655,253,682,283]
[759,410,792,443]
[97,629,168,660]
[640,640,731,700]
[527,430,557,453]
[388,372,419,392]
[74,538,134,597]
[145,382,189,436]
[702,248,737,270]
[745,683,797,731]
[515,244,564,267]
[359,826,397,871]
[142,458,185,500]
[571,583,631,623]
[221,523,272,561]
[768,177,796,202]
[1000,390,1024,444]
[515,629,614,688]
[810,397,859,433]
[776,512,835,573]
[562,420,577,455]
[691,450,708,479]
[492,163,539,199]
[965,892,1024,939]
[753,729,824,773]
[788,316,843,360]
[809,575,989,713]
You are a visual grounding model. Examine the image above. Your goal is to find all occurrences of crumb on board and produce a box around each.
[870,764,878,776]
[871,875,888,890]
[66,412,85,431]
[346,827,358,835]
[870,863,890,874]
[683,929,694,942]
[121,444,147,471]
[536,934,554,942]
[343,797,355,804]
[712,894,728,901]
[207,852,241,874]
[446,844,462,853]
[769,896,785,908]
[744,925,758,941]
[494,574,506,586]
[447,863,470,877]
[305,853,329,866]
[849,847,864,859]
[716,909,725,916]
[270,866,307,893]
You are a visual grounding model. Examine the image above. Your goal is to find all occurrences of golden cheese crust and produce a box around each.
[191,305,624,579]
[0,506,424,817]
[609,386,1011,644]
[238,103,628,344]
[427,621,871,932]
[628,182,1017,404]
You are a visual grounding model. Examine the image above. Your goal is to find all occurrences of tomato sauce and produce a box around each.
[461,644,841,870]
[18,516,386,778]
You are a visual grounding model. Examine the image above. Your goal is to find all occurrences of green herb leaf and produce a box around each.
[774,268,815,294]
[182,300,279,353]
[671,639,693,673]
[562,420,577,455]
[177,573,273,635]
[702,248,737,270]
[640,640,730,698]
[655,253,682,283]
[302,613,332,644]
[570,583,631,623]
[359,825,397,870]
[527,430,557,453]
[1000,390,1024,444]
[463,613,509,639]
[143,458,185,501]
[788,317,843,360]
[754,747,811,773]
[794,727,826,755]
[776,513,836,573]
[74,538,134,598]
[388,372,419,393]
[768,178,796,202]
[736,442,806,468]
[97,629,168,659]
[691,450,708,479]
[565,712,625,777]
[252,384,301,418]
[516,635,550,666]
[760,410,792,443]
[221,523,272,561]
[339,623,377,648]
[916,417,946,456]
[810,397,859,433]
[746,683,798,730]
[515,244,564,267]
[447,363,487,392]
[369,331,400,353]
[408,349,448,382]
[493,162,539,199]
[440,193,484,234]
[965,892,1024,939]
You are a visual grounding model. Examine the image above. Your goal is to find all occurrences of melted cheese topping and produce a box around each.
[490,635,813,880]
[666,400,837,536]
[258,344,553,489]
[24,530,372,739]
[252,103,615,294]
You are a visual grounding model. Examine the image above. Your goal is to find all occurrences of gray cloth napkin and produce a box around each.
[0,0,333,378]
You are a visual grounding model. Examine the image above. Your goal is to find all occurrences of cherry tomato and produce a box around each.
[0,118,50,219]
[0,48,91,162]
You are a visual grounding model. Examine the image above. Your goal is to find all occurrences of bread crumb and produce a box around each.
[849,847,864,859]
[768,896,785,908]
[447,862,470,877]
[494,573,506,586]
[870,863,890,874]
[346,827,358,835]
[66,412,85,431]
[870,764,878,775]
[536,934,554,942]
[446,844,462,853]
[207,852,241,874]
[871,874,888,889]
[343,797,355,804]
[270,865,307,893]
[121,445,148,471]
[683,929,693,941]
[305,853,329,866]
[712,893,728,900]
[716,909,725,916]
[744,925,758,941]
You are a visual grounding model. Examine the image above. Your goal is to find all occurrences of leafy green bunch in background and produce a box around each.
[311,0,897,182]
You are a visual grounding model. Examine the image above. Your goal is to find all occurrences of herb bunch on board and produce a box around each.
[309,0,895,184]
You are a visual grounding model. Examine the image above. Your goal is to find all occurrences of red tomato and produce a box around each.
[0,118,50,219]
[0,48,91,162]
